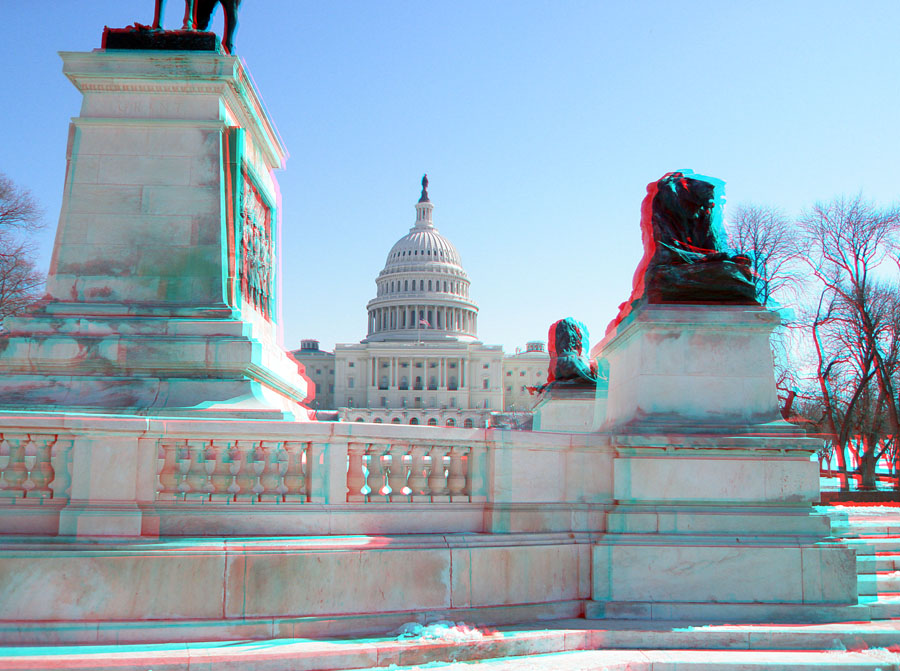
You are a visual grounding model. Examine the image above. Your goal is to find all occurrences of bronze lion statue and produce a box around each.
[533,318,599,394]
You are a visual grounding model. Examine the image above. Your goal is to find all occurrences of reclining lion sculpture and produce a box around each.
[608,171,758,333]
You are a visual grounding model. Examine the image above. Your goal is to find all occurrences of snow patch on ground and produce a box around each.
[391,621,490,642]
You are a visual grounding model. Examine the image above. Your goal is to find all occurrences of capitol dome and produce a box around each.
[364,176,479,343]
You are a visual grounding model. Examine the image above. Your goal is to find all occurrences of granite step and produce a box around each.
[1,619,899,671]
[358,649,900,670]
[843,537,900,554]
[858,573,900,596]
[857,554,900,573]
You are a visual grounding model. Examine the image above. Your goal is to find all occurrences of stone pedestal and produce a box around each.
[532,385,601,433]
[585,303,858,620]
[0,50,309,419]
[595,304,782,432]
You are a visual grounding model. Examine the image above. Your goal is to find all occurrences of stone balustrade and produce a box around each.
[0,433,72,501]
[0,414,605,536]
[156,438,309,503]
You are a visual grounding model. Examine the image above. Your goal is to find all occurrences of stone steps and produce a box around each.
[823,506,900,619]
[859,573,900,595]
[857,554,900,573]
[366,650,900,670]
[843,537,900,555]
[0,619,898,671]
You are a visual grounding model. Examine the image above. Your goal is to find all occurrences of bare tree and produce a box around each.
[0,238,43,324]
[0,172,45,326]
[728,204,801,307]
[0,173,43,233]
[799,195,900,489]
[728,204,804,419]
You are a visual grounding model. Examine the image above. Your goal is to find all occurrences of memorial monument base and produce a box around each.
[0,49,310,419]
[0,303,310,419]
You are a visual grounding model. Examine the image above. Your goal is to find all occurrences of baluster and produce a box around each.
[155,441,170,500]
[388,443,410,502]
[259,441,281,502]
[447,445,469,501]
[282,442,306,502]
[186,439,209,501]
[2,436,26,497]
[428,446,450,502]
[210,440,234,502]
[201,441,218,497]
[408,445,431,502]
[364,444,387,501]
[176,440,193,500]
[274,443,290,500]
[26,434,56,498]
[49,437,74,501]
[347,442,367,502]
[20,437,37,497]
[0,436,12,497]
[250,442,267,501]
[225,443,243,500]
[235,441,257,502]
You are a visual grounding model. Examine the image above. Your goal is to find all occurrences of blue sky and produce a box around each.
[1,1,897,352]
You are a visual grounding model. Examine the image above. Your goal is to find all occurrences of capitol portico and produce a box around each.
[294,177,548,425]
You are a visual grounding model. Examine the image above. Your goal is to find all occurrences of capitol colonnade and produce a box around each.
[368,304,477,338]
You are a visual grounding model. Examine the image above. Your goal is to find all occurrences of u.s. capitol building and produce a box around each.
[293,177,548,427]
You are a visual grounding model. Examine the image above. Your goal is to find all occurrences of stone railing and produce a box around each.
[346,442,474,503]
[155,434,487,505]
[0,433,72,501]
[0,414,610,537]
[156,439,310,503]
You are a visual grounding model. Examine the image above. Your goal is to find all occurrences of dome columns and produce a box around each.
[366,303,478,340]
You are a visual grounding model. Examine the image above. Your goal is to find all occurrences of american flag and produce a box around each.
[419,318,431,328]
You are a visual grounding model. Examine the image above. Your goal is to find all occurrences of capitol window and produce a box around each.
[464,419,474,428]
